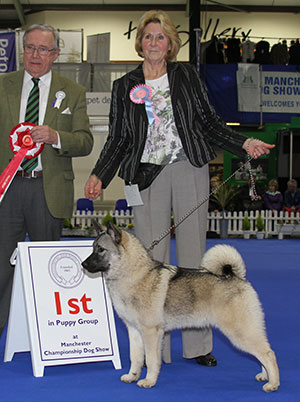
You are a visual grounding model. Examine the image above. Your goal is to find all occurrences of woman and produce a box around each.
[84,10,274,367]
[263,179,283,212]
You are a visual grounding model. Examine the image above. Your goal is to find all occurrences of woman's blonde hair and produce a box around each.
[269,179,278,190]
[135,9,181,61]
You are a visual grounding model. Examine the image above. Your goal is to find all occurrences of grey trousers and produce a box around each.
[0,177,63,339]
[133,161,212,362]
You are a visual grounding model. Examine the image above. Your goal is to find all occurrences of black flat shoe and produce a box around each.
[195,353,217,366]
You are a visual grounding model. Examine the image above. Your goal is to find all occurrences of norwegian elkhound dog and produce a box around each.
[82,221,279,392]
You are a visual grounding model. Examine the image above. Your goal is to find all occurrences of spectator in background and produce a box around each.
[208,175,221,212]
[263,179,283,212]
[270,40,289,65]
[288,39,300,65]
[210,175,220,189]
[284,179,300,213]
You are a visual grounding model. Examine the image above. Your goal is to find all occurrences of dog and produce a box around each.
[82,221,279,392]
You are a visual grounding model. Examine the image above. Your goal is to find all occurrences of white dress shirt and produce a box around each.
[19,70,61,171]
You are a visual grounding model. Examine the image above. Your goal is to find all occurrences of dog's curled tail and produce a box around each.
[200,244,246,279]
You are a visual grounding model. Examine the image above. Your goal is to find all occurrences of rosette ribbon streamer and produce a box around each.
[130,84,160,125]
[0,123,44,203]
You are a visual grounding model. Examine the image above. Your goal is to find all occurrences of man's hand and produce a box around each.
[30,125,58,145]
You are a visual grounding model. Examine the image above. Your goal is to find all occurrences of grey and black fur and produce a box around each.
[82,221,279,392]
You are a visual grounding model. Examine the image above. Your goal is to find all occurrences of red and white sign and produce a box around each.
[4,240,121,377]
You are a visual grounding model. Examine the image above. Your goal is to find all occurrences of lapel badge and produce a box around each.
[52,90,66,109]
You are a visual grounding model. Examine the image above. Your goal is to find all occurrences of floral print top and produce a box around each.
[141,73,187,165]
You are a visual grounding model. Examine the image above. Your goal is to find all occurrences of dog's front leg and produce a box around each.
[137,325,164,388]
[121,325,144,383]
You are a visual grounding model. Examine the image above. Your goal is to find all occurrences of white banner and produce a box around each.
[236,63,260,112]
[237,66,300,114]
[261,71,300,113]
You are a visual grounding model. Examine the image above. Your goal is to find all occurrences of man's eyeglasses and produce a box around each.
[24,44,56,56]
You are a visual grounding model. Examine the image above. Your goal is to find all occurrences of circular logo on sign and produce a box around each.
[48,250,84,288]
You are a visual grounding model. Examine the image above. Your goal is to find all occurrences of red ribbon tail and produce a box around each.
[0,147,28,203]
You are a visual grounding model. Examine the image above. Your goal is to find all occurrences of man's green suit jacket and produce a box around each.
[0,69,93,218]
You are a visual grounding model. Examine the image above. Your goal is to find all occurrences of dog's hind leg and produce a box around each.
[215,294,280,392]
[219,323,279,392]
[254,349,279,392]
[121,325,144,383]
[137,325,164,388]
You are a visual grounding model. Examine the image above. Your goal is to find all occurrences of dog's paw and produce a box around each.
[255,372,268,382]
[121,373,139,383]
[137,378,156,388]
[262,382,280,392]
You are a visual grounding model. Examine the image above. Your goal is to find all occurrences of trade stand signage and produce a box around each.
[86,92,111,116]
[237,64,300,114]
[4,240,121,377]
[261,71,300,113]
[0,31,16,73]
[236,63,260,112]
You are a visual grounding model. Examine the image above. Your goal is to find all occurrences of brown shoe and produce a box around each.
[195,353,217,366]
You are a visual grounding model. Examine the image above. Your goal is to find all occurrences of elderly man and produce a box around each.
[0,24,93,338]
[284,179,300,213]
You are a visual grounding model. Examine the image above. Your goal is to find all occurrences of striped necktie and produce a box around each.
[21,77,40,173]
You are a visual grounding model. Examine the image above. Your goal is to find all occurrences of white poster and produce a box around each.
[261,71,300,113]
[86,92,111,116]
[4,241,121,377]
[236,63,260,112]
[237,66,300,114]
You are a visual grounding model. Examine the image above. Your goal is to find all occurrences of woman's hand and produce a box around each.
[242,138,275,159]
[84,175,103,200]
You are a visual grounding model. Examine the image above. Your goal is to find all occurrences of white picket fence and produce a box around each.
[69,209,134,230]
[66,209,300,239]
[207,210,300,238]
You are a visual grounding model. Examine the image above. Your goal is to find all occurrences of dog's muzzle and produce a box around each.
[82,253,109,273]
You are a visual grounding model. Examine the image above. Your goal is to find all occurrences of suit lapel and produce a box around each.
[127,64,149,126]
[44,71,66,126]
[167,62,179,109]
[6,70,24,124]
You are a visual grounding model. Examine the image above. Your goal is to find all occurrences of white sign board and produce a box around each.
[237,65,300,113]
[261,71,300,113]
[236,63,261,112]
[86,92,111,116]
[4,241,121,377]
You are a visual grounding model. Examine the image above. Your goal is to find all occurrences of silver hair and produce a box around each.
[23,24,60,50]
[287,179,297,187]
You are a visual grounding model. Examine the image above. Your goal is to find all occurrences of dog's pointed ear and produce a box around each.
[92,219,105,235]
[106,221,122,244]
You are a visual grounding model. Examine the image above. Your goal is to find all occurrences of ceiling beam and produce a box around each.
[12,0,26,26]
[1,2,300,30]
[1,4,300,14]
[23,3,300,13]
[204,0,249,13]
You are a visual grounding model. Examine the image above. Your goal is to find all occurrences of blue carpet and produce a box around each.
[0,238,299,402]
